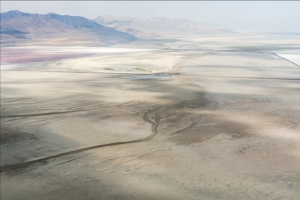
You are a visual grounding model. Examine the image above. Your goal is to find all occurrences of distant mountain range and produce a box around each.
[0,10,235,45]
[93,15,235,36]
[0,10,136,44]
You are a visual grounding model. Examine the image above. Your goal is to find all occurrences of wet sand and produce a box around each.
[1,34,300,200]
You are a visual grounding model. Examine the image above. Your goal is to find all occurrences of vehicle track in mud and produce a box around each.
[0,97,201,173]
[0,98,139,118]
[1,64,204,173]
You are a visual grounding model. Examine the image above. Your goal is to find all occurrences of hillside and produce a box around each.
[0,10,136,45]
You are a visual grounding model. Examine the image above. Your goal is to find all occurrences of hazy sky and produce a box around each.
[1,1,300,32]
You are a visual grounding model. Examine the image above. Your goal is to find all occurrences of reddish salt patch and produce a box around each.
[0,48,93,64]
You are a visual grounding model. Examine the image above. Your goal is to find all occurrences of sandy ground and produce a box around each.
[1,33,300,200]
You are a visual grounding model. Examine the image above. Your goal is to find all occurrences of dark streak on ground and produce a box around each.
[0,92,206,173]
[0,106,163,173]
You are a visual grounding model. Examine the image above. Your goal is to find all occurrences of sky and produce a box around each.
[1,1,300,32]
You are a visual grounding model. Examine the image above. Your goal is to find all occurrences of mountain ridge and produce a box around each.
[93,15,235,36]
[0,10,137,44]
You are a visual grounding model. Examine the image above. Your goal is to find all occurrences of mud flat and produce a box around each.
[1,35,300,200]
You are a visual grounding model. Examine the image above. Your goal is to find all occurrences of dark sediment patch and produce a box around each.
[170,113,252,145]
[0,126,37,145]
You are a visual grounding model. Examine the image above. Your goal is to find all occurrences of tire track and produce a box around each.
[0,100,135,118]
[1,73,204,173]
[0,107,162,173]
[0,95,199,173]
[0,109,85,118]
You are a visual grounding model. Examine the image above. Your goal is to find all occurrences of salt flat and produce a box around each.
[277,54,300,66]
[1,33,300,200]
